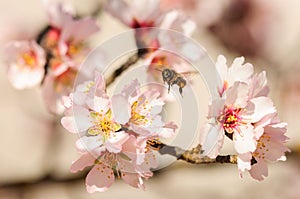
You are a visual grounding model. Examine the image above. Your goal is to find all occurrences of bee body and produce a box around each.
[161,68,189,96]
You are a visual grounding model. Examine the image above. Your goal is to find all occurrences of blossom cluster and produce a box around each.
[201,55,290,180]
[3,2,100,114]
[3,0,198,114]
[61,73,177,192]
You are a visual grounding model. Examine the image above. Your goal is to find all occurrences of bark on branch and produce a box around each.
[147,140,238,164]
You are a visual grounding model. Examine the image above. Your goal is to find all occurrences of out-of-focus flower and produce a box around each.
[41,60,78,114]
[106,0,195,56]
[71,135,157,193]
[248,71,269,99]
[58,17,100,65]
[41,2,74,55]
[209,0,273,56]
[4,40,46,89]
[38,2,100,114]
[42,2,99,61]
[145,50,195,100]
[160,0,228,28]
[238,113,290,180]
[106,0,162,28]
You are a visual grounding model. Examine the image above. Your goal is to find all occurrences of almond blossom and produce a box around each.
[201,55,289,180]
[61,73,177,191]
[105,0,162,28]
[71,135,157,192]
[238,113,290,180]
[42,2,99,61]
[111,79,177,139]
[105,0,195,54]
[39,2,100,114]
[4,40,46,89]
[201,82,276,158]
[61,72,108,134]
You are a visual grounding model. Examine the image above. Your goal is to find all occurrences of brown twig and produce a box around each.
[147,140,237,164]
[105,53,140,86]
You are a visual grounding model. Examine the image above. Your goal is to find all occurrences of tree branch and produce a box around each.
[147,140,237,164]
[105,53,140,86]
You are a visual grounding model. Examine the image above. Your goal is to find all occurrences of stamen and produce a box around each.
[88,109,121,139]
[21,51,37,68]
[218,106,245,135]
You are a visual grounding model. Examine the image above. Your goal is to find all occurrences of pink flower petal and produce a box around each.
[86,96,110,113]
[249,97,276,123]
[225,82,249,107]
[62,106,93,133]
[201,124,224,158]
[249,158,268,181]
[70,153,95,173]
[105,0,132,26]
[208,98,225,118]
[158,122,177,138]
[140,152,158,171]
[249,71,269,98]
[121,79,140,98]
[160,10,196,37]
[45,1,73,28]
[228,56,253,85]
[111,94,130,125]
[233,125,256,154]
[86,163,115,193]
[76,136,103,153]
[106,132,129,153]
[61,116,77,133]
[216,55,227,84]
[60,17,100,44]
[122,173,144,189]
[131,0,160,23]
[237,152,252,174]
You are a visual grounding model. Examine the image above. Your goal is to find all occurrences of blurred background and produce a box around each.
[0,0,300,198]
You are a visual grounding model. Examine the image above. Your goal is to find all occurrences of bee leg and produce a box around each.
[179,87,183,96]
[168,84,171,93]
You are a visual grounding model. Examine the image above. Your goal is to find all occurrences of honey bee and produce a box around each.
[156,68,198,96]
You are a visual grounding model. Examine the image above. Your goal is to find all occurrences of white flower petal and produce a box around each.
[234,125,256,154]
[201,124,224,158]
[111,94,131,125]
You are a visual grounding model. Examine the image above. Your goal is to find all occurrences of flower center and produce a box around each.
[218,106,243,134]
[88,109,121,140]
[84,81,95,94]
[96,152,132,179]
[54,68,77,92]
[130,98,152,125]
[21,51,37,68]
[131,18,154,28]
[66,39,84,57]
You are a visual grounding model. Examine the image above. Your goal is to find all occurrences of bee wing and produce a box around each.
[180,71,199,81]
[153,64,166,72]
